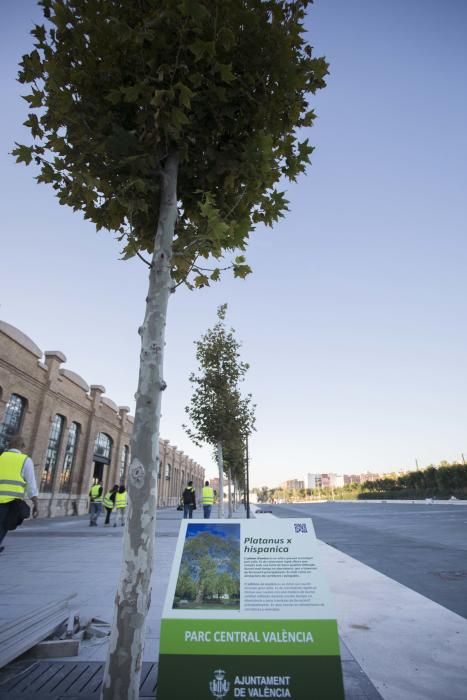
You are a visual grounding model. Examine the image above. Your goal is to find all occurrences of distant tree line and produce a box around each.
[255,462,467,503]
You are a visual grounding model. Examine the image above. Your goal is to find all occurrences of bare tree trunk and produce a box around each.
[227,469,232,518]
[217,441,225,518]
[101,152,179,700]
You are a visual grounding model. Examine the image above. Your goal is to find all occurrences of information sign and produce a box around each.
[157,518,344,699]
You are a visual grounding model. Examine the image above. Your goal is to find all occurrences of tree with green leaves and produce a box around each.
[253,486,270,503]
[185,305,255,516]
[177,529,240,604]
[174,565,197,603]
[214,570,239,601]
[14,1,327,696]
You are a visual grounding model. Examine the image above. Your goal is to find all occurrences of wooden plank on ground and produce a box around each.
[28,639,80,659]
[0,595,77,669]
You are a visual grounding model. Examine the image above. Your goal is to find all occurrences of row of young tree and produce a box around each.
[14,2,327,696]
[184,305,255,517]
[256,463,467,503]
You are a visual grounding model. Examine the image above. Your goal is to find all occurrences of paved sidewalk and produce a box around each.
[0,506,382,699]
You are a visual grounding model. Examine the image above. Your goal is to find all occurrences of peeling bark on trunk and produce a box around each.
[217,441,225,518]
[101,152,179,700]
[227,470,232,518]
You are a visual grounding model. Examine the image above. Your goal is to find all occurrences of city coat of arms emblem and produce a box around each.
[209,669,230,699]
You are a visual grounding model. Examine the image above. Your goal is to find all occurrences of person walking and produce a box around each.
[0,435,39,553]
[103,484,118,526]
[181,480,196,519]
[114,484,127,527]
[89,479,103,526]
[202,480,214,519]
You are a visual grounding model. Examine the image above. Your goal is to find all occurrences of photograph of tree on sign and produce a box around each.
[173,523,240,610]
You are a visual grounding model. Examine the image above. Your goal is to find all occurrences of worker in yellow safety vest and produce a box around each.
[103,484,119,526]
[89,479,103,526]
[202,480,214,519]
[0,435,39,553]
[114,485,127,527]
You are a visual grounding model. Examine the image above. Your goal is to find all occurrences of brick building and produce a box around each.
[0,321,204,517]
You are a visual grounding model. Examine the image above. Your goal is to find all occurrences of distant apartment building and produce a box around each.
[308,471,408,488]
[321,473,345,488]
[307,473,322,489]
[344,474,362,485]
[307,473,344,489]
[306,470,408,490]
[281,479,305,490]
[0,321,205,516]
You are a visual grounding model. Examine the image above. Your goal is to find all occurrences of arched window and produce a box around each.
[40,414,65,492]
[165,463,171,480]
[119,445,129,482]
[94,432,112,463]
[0,393,27,452]
[60,422,80,492]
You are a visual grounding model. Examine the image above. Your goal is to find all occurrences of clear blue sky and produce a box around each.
[1,1,466,488]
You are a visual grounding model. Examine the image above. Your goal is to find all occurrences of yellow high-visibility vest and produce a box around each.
[202,486,214,505]
[90,484,102,502]
[103,491,114,509]
[115,491,127,508]
[0,451,27,503]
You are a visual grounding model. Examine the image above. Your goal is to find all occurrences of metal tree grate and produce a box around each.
[0,661,158,699]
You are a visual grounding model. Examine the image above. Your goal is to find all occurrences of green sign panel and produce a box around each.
[157,518,344,699]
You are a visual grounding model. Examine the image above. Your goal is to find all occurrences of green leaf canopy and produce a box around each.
[14,0,328,283]
[185,305,255,448]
